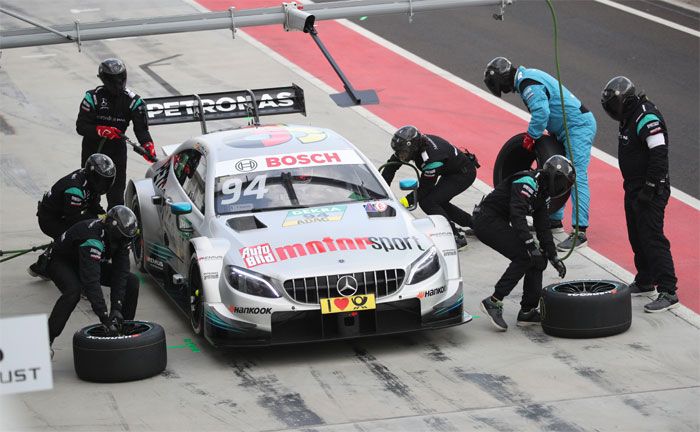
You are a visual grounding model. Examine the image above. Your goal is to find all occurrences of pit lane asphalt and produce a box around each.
[1,1,699,431]
[318,0,700,198]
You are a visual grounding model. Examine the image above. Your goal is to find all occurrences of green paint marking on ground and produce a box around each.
[472,315,480,319]
[359,16,368,21]
[168,338,200,352]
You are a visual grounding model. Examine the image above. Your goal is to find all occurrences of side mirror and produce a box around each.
[170,202,194,233]
[170,202,192,215]
[151,195,164,206]
[398,178,419,211]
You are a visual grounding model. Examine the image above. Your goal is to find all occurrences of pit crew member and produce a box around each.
[484,57,597,251]
[28,154,116,280]
[76,58,156,208]
[46,206,140,345]
[381,125,479,249]
[601,76,679,313]
[473,155,572,331]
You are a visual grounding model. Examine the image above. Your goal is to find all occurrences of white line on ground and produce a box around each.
[661,0,700,13]
[69,8,100,13]
[594,0,700,37]
[182,0,700,324]
[21,54,57,58]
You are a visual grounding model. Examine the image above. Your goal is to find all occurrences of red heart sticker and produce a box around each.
[334,298,350,310]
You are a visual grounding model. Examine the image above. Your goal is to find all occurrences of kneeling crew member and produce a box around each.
[474,155,572,331]
[381,125,479,249]
[601,76,679,313]
[28,154,116,279]
[47,205,140,344]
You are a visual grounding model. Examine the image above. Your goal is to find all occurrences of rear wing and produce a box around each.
[144,84,306,133]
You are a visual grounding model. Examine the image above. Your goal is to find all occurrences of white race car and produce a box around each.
[127,86,470,346]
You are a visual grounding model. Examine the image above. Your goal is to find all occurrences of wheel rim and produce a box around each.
[86,322,152,337]
[552,280,617,294]
[190,265,203,331]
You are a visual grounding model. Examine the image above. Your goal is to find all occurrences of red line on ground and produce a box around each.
[198,0,699,313]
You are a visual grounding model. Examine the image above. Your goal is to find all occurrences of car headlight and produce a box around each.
[405,247,440,285]
[225,265,281,298]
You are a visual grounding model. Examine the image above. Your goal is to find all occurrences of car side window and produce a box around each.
[174,149,205,214]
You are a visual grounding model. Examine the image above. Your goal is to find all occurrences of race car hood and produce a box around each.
[211,201,432,279]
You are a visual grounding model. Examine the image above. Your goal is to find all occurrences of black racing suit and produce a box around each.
[472,171,556,310]
[37,169,104,240]
[47,219,139,342]
[618,97,676,293]
[382,134,478,230]
[76,86,152,208]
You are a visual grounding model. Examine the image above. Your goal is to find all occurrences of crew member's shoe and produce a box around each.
[480,297,508,331]
[644,292,679,313]
[27,255,50,281]
[516,308,541,327]
[550,220,565,233]
[557,231,588,251]
[454,233,468,250]
[629,281,656,296]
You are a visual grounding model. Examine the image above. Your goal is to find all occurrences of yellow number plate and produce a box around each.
[320,294,376,315]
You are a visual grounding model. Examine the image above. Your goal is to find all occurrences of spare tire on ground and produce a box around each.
[493,133,569,214]
[540,280,631,338]
[73,321,167,382]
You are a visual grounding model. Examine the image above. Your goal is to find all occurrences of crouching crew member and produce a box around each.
[381,125,479,249]
[474,155,572,331]
[47,206,140,344]
[28,154,116,280]
[77,58,156,209]
[601,76,679,313]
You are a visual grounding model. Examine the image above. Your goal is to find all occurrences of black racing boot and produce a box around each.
[629,281,656,297]
[516,308,541,327]
[27,253,50,281]
[480,297,508,331]
[454,233,468,250]
[644,292,679,313]
[550,220,565,233]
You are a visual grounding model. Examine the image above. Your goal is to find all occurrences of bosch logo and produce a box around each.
[235,159,258,172]
[337,275,358,297]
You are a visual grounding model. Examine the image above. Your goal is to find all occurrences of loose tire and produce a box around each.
[73,321,167,382]
[540,280,631,338]
[493,133,569,214]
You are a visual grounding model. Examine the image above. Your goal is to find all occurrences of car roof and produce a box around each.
[197,124,358,161]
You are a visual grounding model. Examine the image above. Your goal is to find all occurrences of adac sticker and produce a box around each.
[282,205,346,227]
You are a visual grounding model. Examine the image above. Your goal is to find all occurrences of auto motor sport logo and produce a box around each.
[240,236,425,268]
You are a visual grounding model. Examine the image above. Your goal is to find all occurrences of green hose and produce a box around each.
[544,0,580,261]
[0,242,51,263]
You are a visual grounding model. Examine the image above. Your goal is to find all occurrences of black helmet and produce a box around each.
[484,57,516,97]
[84,153,116,194]
[391,125,422,162]
[98,58,127,94]
[540,155,575,199]
[104,205,138,240]
[601,76,637,121]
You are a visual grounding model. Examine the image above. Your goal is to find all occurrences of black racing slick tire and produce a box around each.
[73,321,167,382]
[129,197,146,272]
[540,280,631,338]
[188,256,204,336]
[493,133,569,214]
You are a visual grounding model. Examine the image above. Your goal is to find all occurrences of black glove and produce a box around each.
[100,313,119,336]
[109,309,124,333]
[637,181,656,206]
[527,242,547,271]
[549,256,567,278]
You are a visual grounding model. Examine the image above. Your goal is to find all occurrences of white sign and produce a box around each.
[216,150,365,177]
[0,314,53,395]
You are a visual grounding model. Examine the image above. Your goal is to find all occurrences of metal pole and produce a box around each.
[0,0,508,49]
[309,28,361,105]
[0,7,74,41]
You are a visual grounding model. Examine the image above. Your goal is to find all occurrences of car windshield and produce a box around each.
[214,164,388,215]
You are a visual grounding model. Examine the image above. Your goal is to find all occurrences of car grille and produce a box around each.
[283,269,405,304]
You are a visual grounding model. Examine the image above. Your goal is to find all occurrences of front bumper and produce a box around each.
[203,289,470,347]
